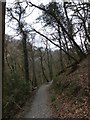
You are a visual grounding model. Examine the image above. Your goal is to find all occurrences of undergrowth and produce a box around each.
[52,74,82,100]
[3,76,32,119]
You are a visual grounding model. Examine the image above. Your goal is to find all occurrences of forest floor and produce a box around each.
[15,82,53,118]
[15,55,89,119]
[49,55,89,119]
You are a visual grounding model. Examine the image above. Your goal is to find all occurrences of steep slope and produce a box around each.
[50,55,89,119]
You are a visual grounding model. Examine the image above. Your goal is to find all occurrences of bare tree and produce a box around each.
[45,41,53,80]
[7,1,30,84]
[38,47,49,82]
[0,1,6,119]
[30,34,37,87]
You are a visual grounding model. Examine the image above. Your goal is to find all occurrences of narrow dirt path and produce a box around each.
[24,82,52,118]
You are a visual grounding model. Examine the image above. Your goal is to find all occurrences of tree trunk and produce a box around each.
[46,44,53,81]
[22,32,30,84]
[0,2,6,119]
[58,25,64,71]
[31,46,37,87]
[63,2,86,61]
[39,49,49,82]
[62,30,72,65]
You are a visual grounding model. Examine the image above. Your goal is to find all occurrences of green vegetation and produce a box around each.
[50,57,88,118]
[51,95,56,102]
[3,0,89,119]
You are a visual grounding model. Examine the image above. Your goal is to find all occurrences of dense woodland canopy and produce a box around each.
[3,0,90,118]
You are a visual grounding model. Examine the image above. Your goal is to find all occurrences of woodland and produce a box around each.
[3,0,90,119]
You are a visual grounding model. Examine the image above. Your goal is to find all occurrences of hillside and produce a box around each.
[4,1,90,119]
[50,55,89,119]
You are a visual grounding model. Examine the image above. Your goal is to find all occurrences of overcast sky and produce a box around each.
[5,0,63,49]
[5,0,89,49]
[5,0,53,35]
[5,0,59,34]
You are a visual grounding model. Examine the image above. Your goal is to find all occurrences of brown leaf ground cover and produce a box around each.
[49,55,89,119]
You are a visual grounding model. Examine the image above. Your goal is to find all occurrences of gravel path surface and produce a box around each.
[24,82,52,118]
